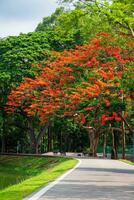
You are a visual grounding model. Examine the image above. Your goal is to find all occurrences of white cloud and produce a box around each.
[0,0,58,38]
[0,19,38,38]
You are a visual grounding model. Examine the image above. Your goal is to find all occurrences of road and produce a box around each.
[28,159,134,200]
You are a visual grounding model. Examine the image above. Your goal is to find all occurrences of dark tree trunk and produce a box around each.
[31,140,39,154]
[27,118,49,154]
[60,130,63,152]
[121,121,126,159]
[1,110,6,153]
[1,134,5,153]
[88,129,99,157]
[103,133,107,158]
[111,130,118,159]
[28,120,37,154]
[47,126,53,152]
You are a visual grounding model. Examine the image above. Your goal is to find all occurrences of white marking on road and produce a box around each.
[24,159,81,200]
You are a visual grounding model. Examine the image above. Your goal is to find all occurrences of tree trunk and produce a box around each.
[60,131,63,152]
[28,125,37,153]
[103,133,107,158]
[88,129,99,157]
[1,134,5,153]
[31,140,39,154]
[27,118,49,154]
[122,121,126,159]
[1,111,6,153]
[111,129,118,159]
[47,126,53,152]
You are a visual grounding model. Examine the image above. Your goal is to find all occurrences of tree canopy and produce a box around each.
[7,33,134,155]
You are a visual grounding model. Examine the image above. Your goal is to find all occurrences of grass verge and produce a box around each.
[120,159,134,166]
[0,156,78,200]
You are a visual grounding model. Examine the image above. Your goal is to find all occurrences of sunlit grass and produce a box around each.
[120,159,134,166]
[0,156,77,200]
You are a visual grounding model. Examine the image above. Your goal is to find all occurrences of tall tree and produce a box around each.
[7,33,134,155]
[0,32,50,153]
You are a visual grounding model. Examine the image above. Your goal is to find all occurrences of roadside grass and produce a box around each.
[120,159,134,166]
[0,155,77,200]
[0,156,60,190]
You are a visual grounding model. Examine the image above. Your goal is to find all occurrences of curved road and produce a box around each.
[27,159,134,200]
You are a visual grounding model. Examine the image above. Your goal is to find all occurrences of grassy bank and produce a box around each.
[0,155,77,200]
[120,159,134,166]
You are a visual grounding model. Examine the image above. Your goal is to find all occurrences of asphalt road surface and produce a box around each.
[28,159,134,200]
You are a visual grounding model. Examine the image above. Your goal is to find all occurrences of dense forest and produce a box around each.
[0,0,134,159]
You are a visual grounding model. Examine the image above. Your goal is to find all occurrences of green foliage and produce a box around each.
[0,32,50,83]
[59,0,134,37]
[108,101,126,112]
[46,31,77,51]
[0,31,51,110]
[36,7,65,32]
[36,4,112,44]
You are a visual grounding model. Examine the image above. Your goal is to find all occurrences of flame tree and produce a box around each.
[7,33,134,155]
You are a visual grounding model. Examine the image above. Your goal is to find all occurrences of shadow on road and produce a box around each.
[77,167,134,174]
[41,184,134,200]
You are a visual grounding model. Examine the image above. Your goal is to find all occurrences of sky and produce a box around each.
[0,0,58,38]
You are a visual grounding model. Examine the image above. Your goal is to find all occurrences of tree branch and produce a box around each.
[118,113,133,133]
[129,26,134,37]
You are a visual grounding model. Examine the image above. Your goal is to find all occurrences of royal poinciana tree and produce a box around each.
[7,33,134,155]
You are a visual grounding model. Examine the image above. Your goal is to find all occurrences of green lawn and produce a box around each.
[0,155,77,200]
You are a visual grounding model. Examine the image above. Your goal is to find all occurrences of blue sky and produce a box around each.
[0,0,58,38]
